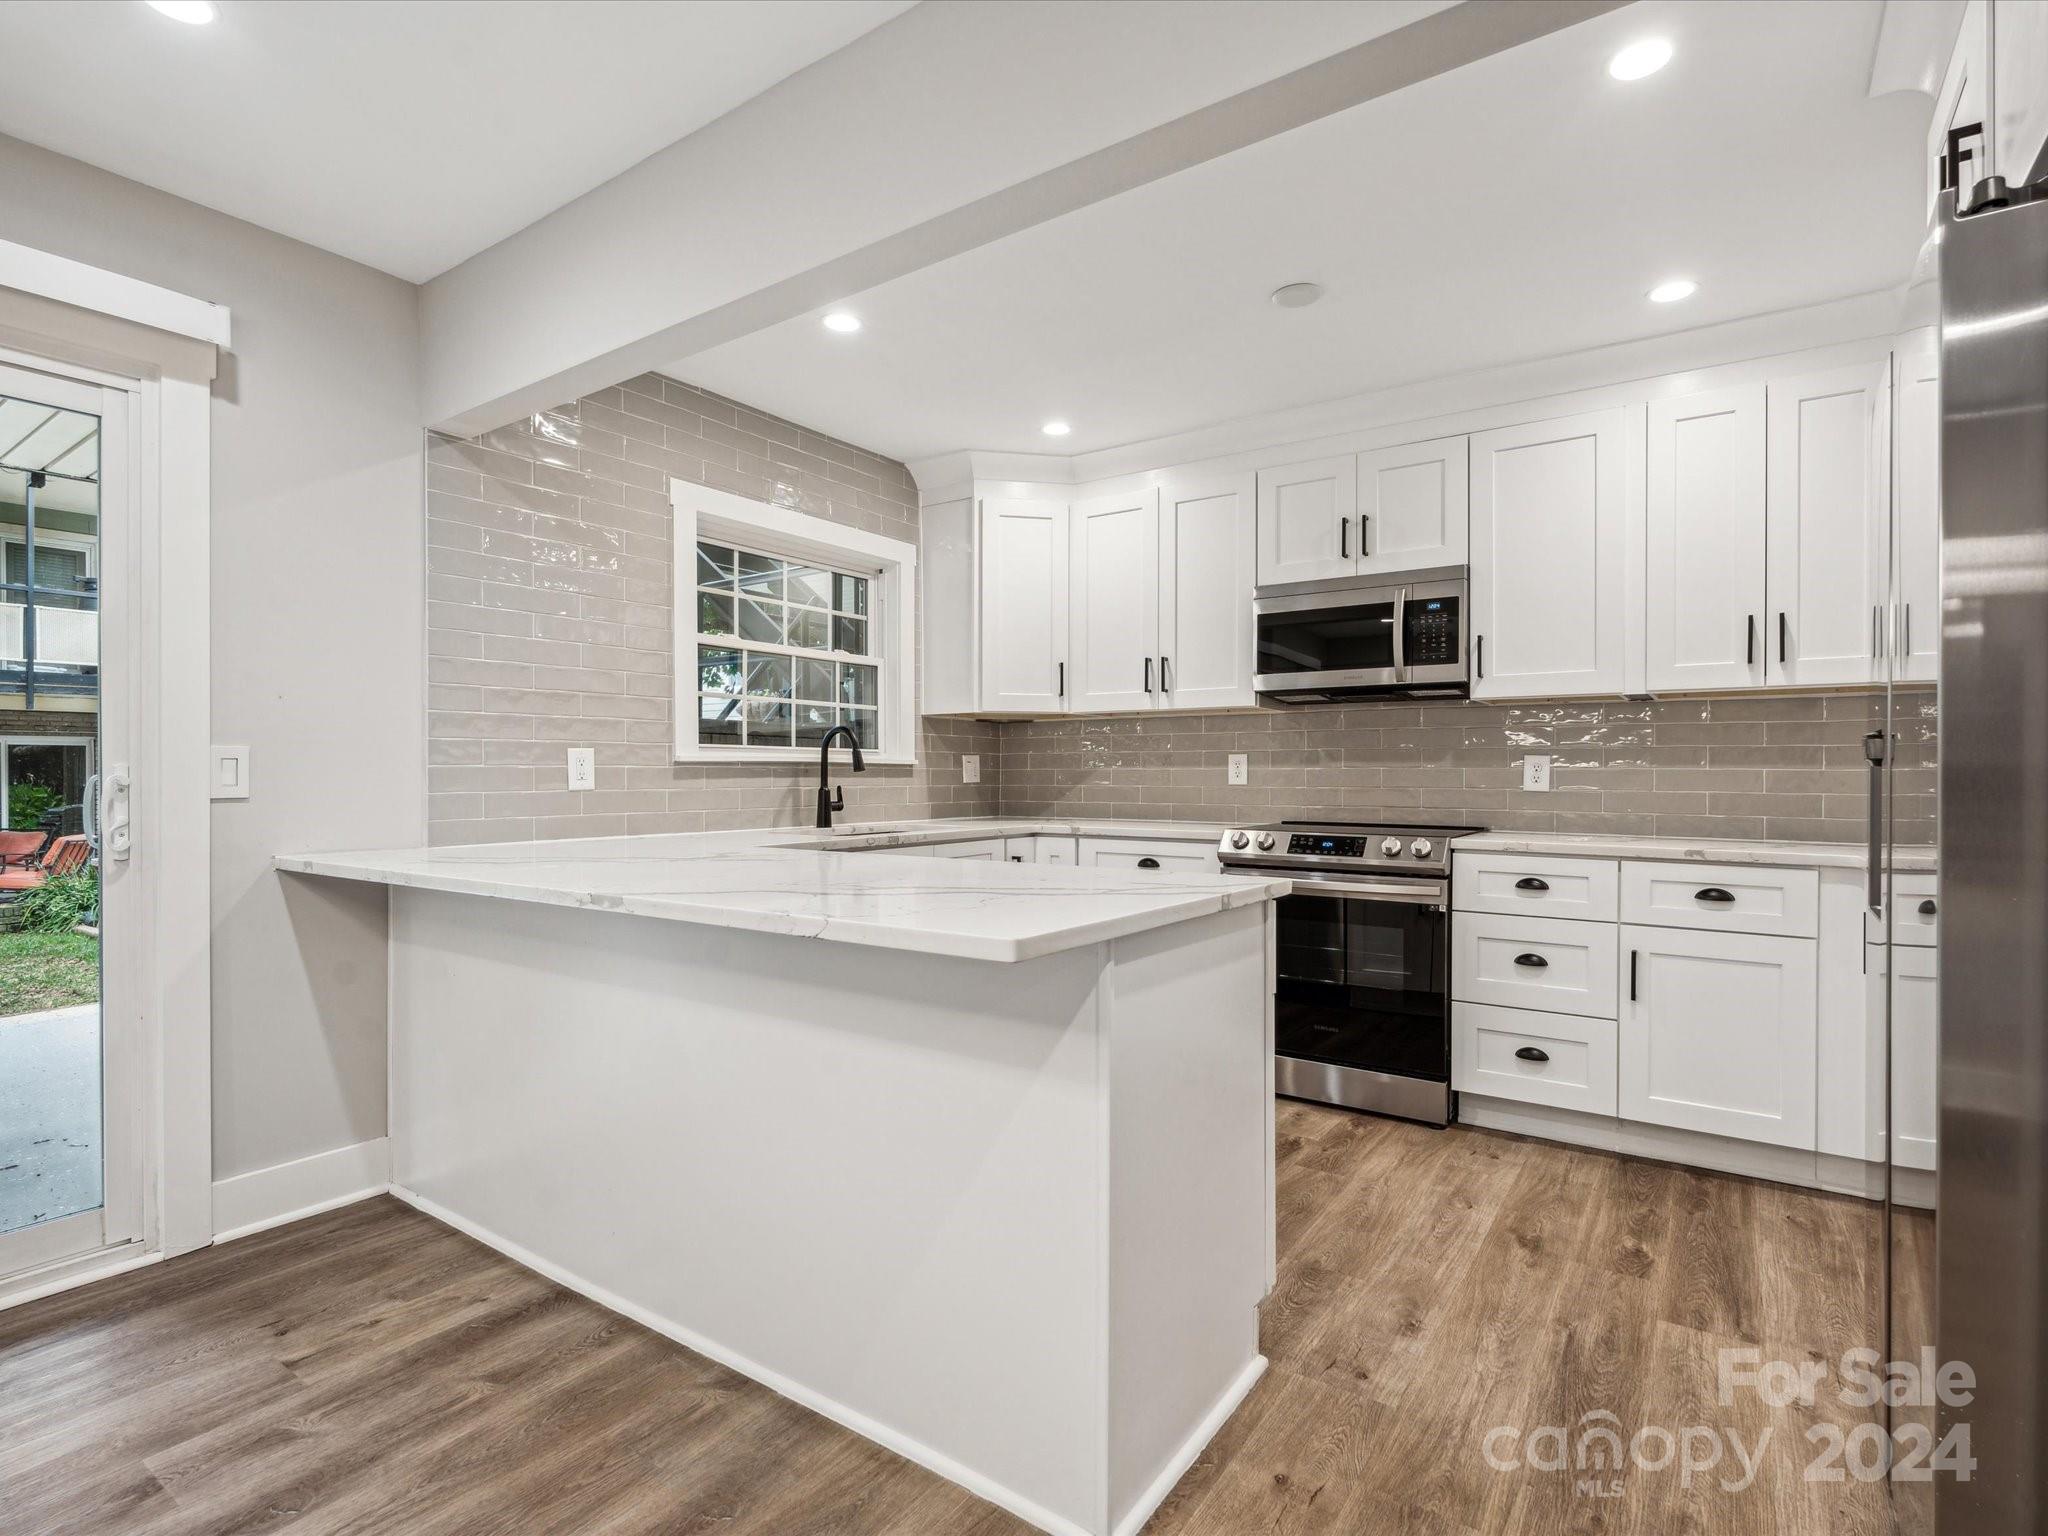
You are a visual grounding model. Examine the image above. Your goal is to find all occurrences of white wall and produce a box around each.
[0,133,423,1183]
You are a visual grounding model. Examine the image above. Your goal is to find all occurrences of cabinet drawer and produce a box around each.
[1873,872,1938,948]
[1077,836,1218,873]
[1454,1003,1617,1115]
[1620,861,1818,937]
[1452,912,1618,1019]
[1453,852,1618,921]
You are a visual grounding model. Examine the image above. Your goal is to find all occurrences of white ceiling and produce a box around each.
[0,0,914,282]
[679,0,1933,464]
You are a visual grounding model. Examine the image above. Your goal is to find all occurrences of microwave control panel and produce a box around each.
[1404,596,1461,666]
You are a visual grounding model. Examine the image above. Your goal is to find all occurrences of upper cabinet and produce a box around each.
[1468,408,1631,700]
[1069,490,1160,712]
[1158,473,1257,710]
[1894,333,1941,683]
[979,497,1070,714]
[1255,440,1466,587]
[1765,363,1889,688]
[1254,456,1355,586]
[1646,385,1767,692]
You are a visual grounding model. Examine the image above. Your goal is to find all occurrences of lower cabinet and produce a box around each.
[1879,942,1939,1173]
[1453,1003,1616,1115]
[1618,924,1817,1150]
[1007,835,1077,865]
[1077,836,1218,872]
[926,837,1008,860]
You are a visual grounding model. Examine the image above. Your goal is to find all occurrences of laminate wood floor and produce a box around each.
[0,1104,1890,1536]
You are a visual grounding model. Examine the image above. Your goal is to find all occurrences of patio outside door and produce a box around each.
[0,356,140,1283]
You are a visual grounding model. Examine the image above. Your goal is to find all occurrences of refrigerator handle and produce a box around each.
[1863,730,1887,911]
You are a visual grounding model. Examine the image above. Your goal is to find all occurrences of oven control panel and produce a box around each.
[1288,833,1367,858]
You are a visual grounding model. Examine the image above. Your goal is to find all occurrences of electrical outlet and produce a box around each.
[962,754,981,785]
[1228,753,1249,786]
[1522,753,1552,792]
[567,747,597,791]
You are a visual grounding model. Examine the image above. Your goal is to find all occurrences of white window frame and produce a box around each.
[670,479,917,765]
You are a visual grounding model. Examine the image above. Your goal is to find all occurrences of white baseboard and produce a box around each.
[212,1137,389,1243]
[1113,1353,1267,1536]
[388,1183,1101,1536]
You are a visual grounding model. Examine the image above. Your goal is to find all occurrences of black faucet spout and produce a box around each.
[815,725,867,828]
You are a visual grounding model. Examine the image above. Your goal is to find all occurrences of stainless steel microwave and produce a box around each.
[1253,567,1469,702]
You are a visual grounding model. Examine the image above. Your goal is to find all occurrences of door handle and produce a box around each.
[1694,888,1736,904]
[1747,613,1757,667]
[1514,1046,1550,1063]
[1144,656,1153,694]
[1918,898,1936,916]
[1512,953,1549,968]
[1339,516,1350,559]
[102,767,132,862]
[1514,877,1549,891]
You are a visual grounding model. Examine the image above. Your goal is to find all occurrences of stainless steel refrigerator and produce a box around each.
[1936,175,2048,1534]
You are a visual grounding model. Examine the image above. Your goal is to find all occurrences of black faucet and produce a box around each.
[815,725,866,828]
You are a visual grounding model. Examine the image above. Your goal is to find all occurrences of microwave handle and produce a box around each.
[1392,588,1407,679]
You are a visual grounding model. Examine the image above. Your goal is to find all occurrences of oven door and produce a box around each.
[1271,875,1451,1123]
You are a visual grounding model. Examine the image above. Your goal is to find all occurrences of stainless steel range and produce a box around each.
[1217,820,1482,1126]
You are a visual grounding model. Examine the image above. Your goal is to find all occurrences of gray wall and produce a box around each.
[997,689,1937,844]
[426,373,998,844]
[0,134,424,1182]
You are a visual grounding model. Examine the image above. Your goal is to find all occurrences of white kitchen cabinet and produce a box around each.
[1452,851,1618,923]
[1894,332,1941,683]
[1077,836,1217,872]
[1619,924,1817,1150]
[1765,363,1889,688]
[979,498,1070,714]
[928,837,1009,860]
[1468,407,1632,699]
[1453,1002,1618,1116]
[1355,436,1467,575]
[1008,835,1078,865]
[1453,911,1618,1019]
[1255,455,1356,586]
[1158,473,1256,710]
[1646,384,1766,691]
[1884,943,1939,1173]
[1620,861,1819,939]
[1069,490,1160,713]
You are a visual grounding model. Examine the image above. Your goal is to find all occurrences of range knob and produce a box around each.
[1229,831,1250,850]
[1255,832,1277,851]
[1410,837,1434,859]
[1380,836,1403,858]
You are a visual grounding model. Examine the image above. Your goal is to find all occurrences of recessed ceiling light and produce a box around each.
[1269,281,1325,309]
[1647,277,1698,304]
[821,311,861,334]
[1608,38,1673,81]
[146,0,217,22]
[1041,421,1072,438]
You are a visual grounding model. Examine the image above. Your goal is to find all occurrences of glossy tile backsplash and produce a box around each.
[995,689,1937,843]
[425,372,998,844]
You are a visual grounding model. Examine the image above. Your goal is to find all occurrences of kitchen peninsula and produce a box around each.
[278,823,1286,1536]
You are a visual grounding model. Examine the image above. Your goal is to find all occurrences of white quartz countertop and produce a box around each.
[277,818,1281,964]
[1450,830,1936,872]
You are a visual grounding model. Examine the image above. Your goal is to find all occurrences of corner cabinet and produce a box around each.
[1468,408,1632,699]
[923,481,1254,717]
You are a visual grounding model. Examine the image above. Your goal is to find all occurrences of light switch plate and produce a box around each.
[210,744,251,801]
[1227,753,1249,786]
[962,754,980,785]
[567,747,597,791]
[1522,754,1552,792]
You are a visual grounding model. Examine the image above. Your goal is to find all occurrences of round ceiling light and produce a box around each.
[1608,38,1673,81]
[1041,420,1072,438]
[821,311,862,334]
[1647,277,1698,304]
[146,0,218,21]
[1269,282,1326,309]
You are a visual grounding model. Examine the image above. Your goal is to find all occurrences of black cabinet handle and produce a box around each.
[1629,949,1638,1001]
[1057,661,1064,699]
[1339,516,1350,559]
[1918,898,1937,916]
[1747,613,1757,666]
[1137,857,1161,870]
[1514,1046,1550,1063]
[1514,877,1549,892]
[1360,514,1370,559]
[1778,611,1788,665]
[1695,888,1736,904]
[1475,634,1484,680]
[1513,953,1549,968]
[1160,654,1171,693]
[1144,656,1153,693]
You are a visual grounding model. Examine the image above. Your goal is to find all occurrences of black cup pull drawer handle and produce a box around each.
[1514,1046,1550,1063]
[1514,877,1549,892]
[1513,953,1549,968]
[1918,898,1937,915]
[1137,857,1161,870]
[1695,888,1736,904]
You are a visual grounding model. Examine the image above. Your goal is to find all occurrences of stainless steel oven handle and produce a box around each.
[1282,876,1447,907]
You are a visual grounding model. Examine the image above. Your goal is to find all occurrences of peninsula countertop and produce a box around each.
[276,818,1285,964]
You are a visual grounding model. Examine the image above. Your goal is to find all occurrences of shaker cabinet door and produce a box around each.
[1068,490,1160,713]
[1159,473,1255,709]
[1255,456,1356,586]
[979,498,1070,713]
[1355,436,1468,576]
[1646,384,1766,691]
